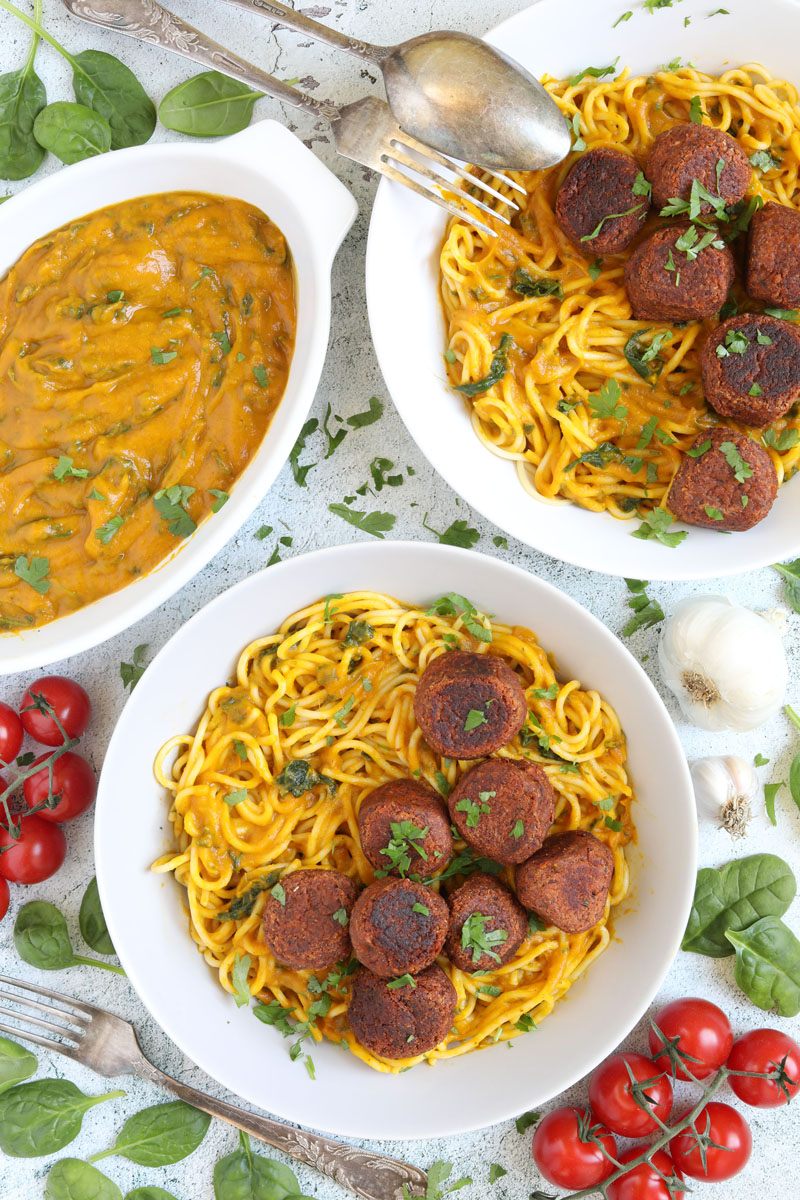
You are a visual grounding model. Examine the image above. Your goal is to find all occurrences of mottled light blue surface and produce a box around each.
[0,1,798,1197]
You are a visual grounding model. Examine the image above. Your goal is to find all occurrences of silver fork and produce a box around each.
[0,972,427,1200]
[61,0,524,238]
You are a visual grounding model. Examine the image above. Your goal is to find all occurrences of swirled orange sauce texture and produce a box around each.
[0,191,295,631]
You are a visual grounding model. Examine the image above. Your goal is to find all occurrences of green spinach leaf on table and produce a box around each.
[0,1079,124,1157]
[14,900,125,974]
[79,876,115,956]
[89,1099,211,1167]
[125,1190,182,1200]
[70,49,155,148]
[33,102,111,165]
[0,0,45,181]
[45,1158,122,1200]
[213,1130,301,1200]
[726,915,800,1017]
[160,71,262,137]
[681,853,797,957]
[0,1035,37,1094]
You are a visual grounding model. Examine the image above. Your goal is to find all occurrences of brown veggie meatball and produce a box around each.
[554,147,648,255]
[445,873,528,973]
[347,964,457,1059]
[646,123,751,213]
[701,314,800,426]
[413,650,527,760]
[668,426,778,532]
[349,876,449,978]
[357,779,453,879]
[448,758,556,865]
[746,201,800,308]
[261,868,358,970]
[624,222,734,321]
[515,830,614,934]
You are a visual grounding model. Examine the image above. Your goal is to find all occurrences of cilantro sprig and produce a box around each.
[154,484,196,538]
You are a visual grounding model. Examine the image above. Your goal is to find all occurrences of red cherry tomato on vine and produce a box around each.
[727,1029,800,1107]
[20,676,91,746]
[589,1052,673,1137]
[607,1149,683,1200]
[669,1101,751,1181]
[0,702,23,765]
[531,1106,617,1189]
[23,751,97,823]
[648,997,733,1081]
[0,877,8,922]
[0,815,66,883]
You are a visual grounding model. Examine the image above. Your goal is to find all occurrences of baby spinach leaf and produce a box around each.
[773,558,800,614]
[33,102,111,164]
[46,1159,123,1200]
[89,1100,211,1167]
[79,876,115,956]
[126,1190,181,1200]
[0,63,45,180]
[0,1079,124,1156]
[14,900,125,975]
[726,916,800,1017]
[682,853,797,957]
[0,1035,37,1095]
[213,1130,300,1200]
[71,50,155,148]
[159,71,262,137]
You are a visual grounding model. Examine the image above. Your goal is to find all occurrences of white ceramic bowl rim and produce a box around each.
[95,539,696,1139]
[0,120,357,673]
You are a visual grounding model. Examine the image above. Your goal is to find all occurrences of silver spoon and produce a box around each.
[214,0,570,171]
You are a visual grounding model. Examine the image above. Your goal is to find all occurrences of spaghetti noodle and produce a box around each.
[153,591,634,1073]
[440,63,800,519]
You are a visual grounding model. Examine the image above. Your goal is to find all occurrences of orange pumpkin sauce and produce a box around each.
[0,191,295,631]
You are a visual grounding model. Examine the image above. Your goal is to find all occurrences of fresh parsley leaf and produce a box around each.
[151,346,178,365]
[515,1110,540,1134]
[233,739,248,759]
[329,503,396,539]
[52,456,89,480]
[334,695,355,727]
[120,643,148,691]
[493,535,509,549]
[587,378,627,422]
[764,781,783,825]
[455,790,495,829]
[631,508,687,547]
[580,202,645,242]
[511,268,563,299]
[624,329,670,381]
[369,456,404,491]
[613,10,632,25]
[323,402,348,458]
[14,555,50,594]
[231,952,252,1007]
[347,396,384,428]
[332,907,349,927]
[704,505,724,521]
[210,488,228,512]
[622,578,664,636]
[532,683,559,700]
[413,902,430,916]
[756,329,773,345]
[376,820,430,877]
[687,439,712,458]
[460,911,508,964]
[750,149,782,172]
[464,708,489,732]
[489,1165,507,1184]
[426,592,492,642]
[765,306,798,321]
[689,95,703,123]
[255,524,273,540]
[387,973,416,989]
[88,488,106,501]
[515,1013,536,1033]
[213,330,232,356]
[289,417,319,487]
[773,558,800,613]
[154,484,196,538]
[719,440,754,483]
[422,514,480,548]
[763,427,800,452]
[754,753,770,767]
[568,58,619,87]
[587,257,603,281]
[270,881,287,905]
[279,703,297,728]
[455,333,513,397]
[225,787,248,807]
[95,515,125,544]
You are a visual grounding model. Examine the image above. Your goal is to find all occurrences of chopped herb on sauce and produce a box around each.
[454,333,514,396]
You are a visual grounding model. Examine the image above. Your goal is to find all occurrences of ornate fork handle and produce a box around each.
[136,1059,427,1200]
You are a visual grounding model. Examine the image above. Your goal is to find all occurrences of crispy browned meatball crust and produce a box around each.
[554,147,648,254]
[413,650,527,760]
[448,758,556,865]
[700,314,800,426]
[347,964,457,1059]
[746,201,800,308]
[624,222,734,321]
[646,123,751,213]
[444,872,528,973]
[667,426,778,532]
[261,868,358,970]
[515,830,614,934]
[357,779,453,879]
[349,876,449,978]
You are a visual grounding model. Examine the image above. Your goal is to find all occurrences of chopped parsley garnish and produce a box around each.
[231,953,252,1007]
[332,907,349,926]
[276,759,337,797]
[347,396,384,428]
[580,202,644,243]
[213,330,232,355]
[705,505,724,521]
[755,752,770,767]
[461,911,508,964]
[106,289,124,302]
[605,816,623,832]
[515,1110,540,1134]
[716,328,749,357]
[253,363,268,388]
[387,974,416,989]
[343,619,374,646]
[689,95,703,123]
[511,268,563,299]
[88,488,106,501]
[329,503,395,539]
[162,306,182,317]
[377,820,429,877]
[53,456,89,480]
[764,427,800,452]
[631,508,687,547]
[426,593,492,643]
[279,704,297,728]
[622,578,664,635]
[613,10,632,25]
[587,258,603,281]
[756,329,773,345]
[515,1013,537,1033]
[636,415,660,450]
[464,702,492,731]
[764,307,798,321]
[289,417,318,487]
[567,111,586,152]
[224,787,247,807]
[210,489,228,512]
[151,346,178,365]
[489,1165,507,1185]
[567,58,619,87]
[660,175,728,223]
[750,149,782,172]
[323,402,347,459]
[719,440,754,482]
[13,554,50,594]
[455,790,495,828]
[413,902,430,916]
[532,683,558,700]
[587,378,627,422]
[96,515,125,544]
[233,739,248,759]
[493,535,509,549]
[120,643,148,691]
[191,266,215,290]
[624,329,670,381]
[632,171,652,199]
[423,515,480,549]
[218,874,279,922]
[154,484,196,538]
[511,819,525,840]
[368,456,403,491]
[673,223,725,261]
[687,438,712,458]
[270,882,287,906]
[454,333,513,397]
[334,695,355,727]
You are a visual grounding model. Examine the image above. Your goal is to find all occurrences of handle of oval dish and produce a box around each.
[135,1060,427,1200]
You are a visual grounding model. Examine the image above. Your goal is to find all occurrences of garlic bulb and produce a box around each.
[658,595,787,732]
[690,755,761,840]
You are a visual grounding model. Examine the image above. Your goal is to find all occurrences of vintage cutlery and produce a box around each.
[61,0,526,237]
[212,0,570,171]
[0,972,427,1200]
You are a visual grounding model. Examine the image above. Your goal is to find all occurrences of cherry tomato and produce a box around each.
[727,1029,800,1107]
[0,702,23,766]
[607,1149,683,1200]
[589,1052,673,1137]
[20,676,91,746]
[669,1101,751,1181]
[23,751,97,823]
[531,1106,617,1189]
[0,815,66,883]
[0,877,8,922]
[648,997,733,1081]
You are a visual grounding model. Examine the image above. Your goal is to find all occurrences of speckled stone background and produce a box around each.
[1,1,799,1197]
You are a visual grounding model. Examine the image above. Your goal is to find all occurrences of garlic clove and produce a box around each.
[690,754,761,840]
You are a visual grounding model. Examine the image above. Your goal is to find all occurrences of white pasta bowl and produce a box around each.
[0,120,357,673]
[366,0,800,580]
[95,541,696,1139]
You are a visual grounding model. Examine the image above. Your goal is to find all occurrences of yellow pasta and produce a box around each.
[153,592,634,1073]
[440,64,800,519]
